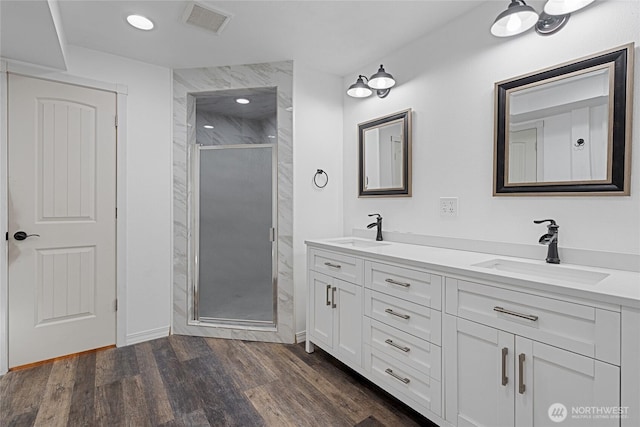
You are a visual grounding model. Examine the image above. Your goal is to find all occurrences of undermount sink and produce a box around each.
[473,259,609,285]
[327,238,390,248]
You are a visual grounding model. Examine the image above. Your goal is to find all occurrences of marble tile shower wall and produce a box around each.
[195,110,273,145]
[173,61,294,343]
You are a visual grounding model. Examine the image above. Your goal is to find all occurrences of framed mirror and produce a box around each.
[494,43,634,196]
[359,109,412,197]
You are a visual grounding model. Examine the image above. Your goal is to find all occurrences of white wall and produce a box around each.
[293,63,344,334]
[63,46,172,341]
[343,1,640,256]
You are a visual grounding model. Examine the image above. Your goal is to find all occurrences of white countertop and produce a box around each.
[306,237,640,309]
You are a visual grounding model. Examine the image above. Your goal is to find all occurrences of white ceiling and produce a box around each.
[1,0,486,76]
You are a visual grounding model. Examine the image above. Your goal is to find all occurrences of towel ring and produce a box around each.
[313,169,328,188]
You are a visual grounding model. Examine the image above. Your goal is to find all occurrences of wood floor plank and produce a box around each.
[68,352,97,427]
[94,380,124,427]
[0,337,433,427]
[0,361,52,421]
[32,357,78,427]
[135,341,175,426]
[180,408,211,427]
[95,345,139,387]
[122,375,153,427]
[204,338,279,391]
[151,337,202,418]
[184,353,266,427]
[244,385,302,427]
[168,335,212,362]
[6,410,38,427]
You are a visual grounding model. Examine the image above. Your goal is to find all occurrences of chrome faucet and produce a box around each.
[367,213,383,241]
[534,219,560,264]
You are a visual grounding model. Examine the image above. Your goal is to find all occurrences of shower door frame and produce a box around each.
[189,142,278,330]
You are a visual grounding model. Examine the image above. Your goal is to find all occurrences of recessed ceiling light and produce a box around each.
[235,98,250,104]
[127,14,154,31]
[267,135,276,139]
[203,125,214,129]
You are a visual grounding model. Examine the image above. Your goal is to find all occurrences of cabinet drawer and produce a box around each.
[364,317,441,381]
[365,261,442,310]
[365,346,442,417]
[308,248,363,284]
[446,279,621,365]
[365,289,441,345]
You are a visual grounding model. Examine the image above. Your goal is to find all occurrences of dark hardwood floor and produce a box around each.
[0,336,436,427]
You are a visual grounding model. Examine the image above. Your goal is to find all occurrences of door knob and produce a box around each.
[14,231,40,241]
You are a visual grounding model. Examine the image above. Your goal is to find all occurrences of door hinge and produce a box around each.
[5,232,7,241]
[115,299,118,311]
[115,207,118,219]
[115,115,118,128]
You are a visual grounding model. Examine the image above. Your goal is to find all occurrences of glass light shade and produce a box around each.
[368,65,396,90]
[544,0,594,15]
[126,15,154,30]
[491,1,539,37]
[347,76,373,98]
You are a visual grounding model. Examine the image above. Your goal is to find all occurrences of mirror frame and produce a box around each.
[494,43,634,196]
[358,109,412,197]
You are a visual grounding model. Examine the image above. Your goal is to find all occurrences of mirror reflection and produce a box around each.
[494,43,633,195]
[363,120,404,190]
[507,66,611,185]
[359,109,412,197]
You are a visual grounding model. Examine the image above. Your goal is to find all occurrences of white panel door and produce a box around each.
[334,278,362,366]
[515,337,620,427]
[308,272,333,349]
[444,316,514,427]
[8,74,116,368]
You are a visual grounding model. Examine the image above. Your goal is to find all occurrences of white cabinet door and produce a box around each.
[309,271,333,348]
[334,279,362,366]
[515,337,620,427]
[444,315,514,427]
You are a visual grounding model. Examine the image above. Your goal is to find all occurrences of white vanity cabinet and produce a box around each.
[306,249,364,368]
[363,260,443,416]
[444,278,622,427]
[306,239,639,427]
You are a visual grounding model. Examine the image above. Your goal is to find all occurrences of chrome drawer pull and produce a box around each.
[325,284,331,306]
[385,308,410,320]
[324,262,342,269]
[518,353,526,394]
[385,278,411,288]
[493,306,539,322]
[385,368,410,384]
[385,339,410,353]
[501,347,508,386]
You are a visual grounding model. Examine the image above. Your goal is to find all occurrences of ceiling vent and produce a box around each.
[182,2,232,35]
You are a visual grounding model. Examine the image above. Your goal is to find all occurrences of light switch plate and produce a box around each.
[440,197,458,217]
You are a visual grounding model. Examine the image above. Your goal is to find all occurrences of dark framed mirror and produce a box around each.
[494,43,634,196]
[359,109,412,197]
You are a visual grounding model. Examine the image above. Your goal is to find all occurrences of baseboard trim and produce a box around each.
[126,326,170,346]
[295,331,306,344]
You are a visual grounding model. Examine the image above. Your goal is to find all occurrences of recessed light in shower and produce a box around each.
[203,125,214,129]
[235,98,250,104]
[267,135,276,139]
[126,14,154,30]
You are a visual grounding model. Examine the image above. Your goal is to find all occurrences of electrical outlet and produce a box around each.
[440,197,458,217]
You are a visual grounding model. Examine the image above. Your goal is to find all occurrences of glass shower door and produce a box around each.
[196,144,276,326]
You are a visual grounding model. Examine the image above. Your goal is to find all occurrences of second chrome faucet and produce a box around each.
[534,219,560,264]
[367,213,383,241]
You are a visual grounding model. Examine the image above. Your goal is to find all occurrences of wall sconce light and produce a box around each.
[491,0,594,37]
[347,65,396,99]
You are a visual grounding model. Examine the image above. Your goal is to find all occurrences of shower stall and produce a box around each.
[191,87,278,328]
